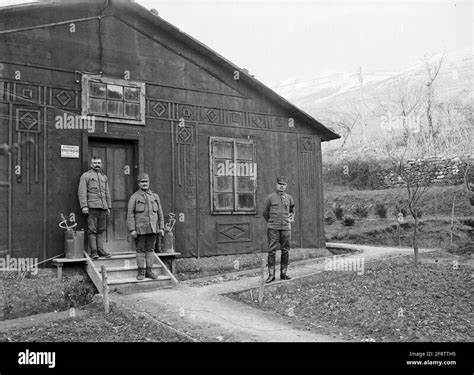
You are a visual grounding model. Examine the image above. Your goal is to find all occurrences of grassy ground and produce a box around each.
[0,302,191,342]
[324,182,473,255]
[325,217,473,253]
[1,267,96,320]
[324,183,472,218]
[227,250,473,342]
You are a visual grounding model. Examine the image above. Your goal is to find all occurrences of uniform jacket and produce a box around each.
[127,189,164,234]
[78,169,111,210]
[262,191,295,230]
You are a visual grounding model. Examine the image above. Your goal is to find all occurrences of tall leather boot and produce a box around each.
[266,252,276,283]
[96,232,111,258]
[145,252,158,280]
[266,267,275,283]
[89,233,99,259]
[280,264,291,280]
[280,246,291,280]
[136,253,146,280]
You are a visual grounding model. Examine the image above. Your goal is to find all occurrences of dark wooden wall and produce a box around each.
[0,1,326,260]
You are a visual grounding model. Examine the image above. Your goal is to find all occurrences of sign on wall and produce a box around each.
[60,145,79,158]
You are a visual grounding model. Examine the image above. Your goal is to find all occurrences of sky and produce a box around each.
[0,0,472,87]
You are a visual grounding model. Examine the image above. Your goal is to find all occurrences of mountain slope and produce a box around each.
[271,48,473,151]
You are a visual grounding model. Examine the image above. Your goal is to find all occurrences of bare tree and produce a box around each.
[423,54,444,147]
[464,163,474,206]
[385,138,431,265]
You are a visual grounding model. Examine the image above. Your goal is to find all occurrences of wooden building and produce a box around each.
[0,0,339,262]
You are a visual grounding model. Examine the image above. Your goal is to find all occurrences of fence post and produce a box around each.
[258,258,265,305]
[450,196,456,252]
[101,265,110,314]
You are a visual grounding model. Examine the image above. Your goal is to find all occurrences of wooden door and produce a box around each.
[88,139,136,253]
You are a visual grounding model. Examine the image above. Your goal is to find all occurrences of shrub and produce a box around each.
[350,202,371,218]
[413,207,423,219]
[342,215,355,226]
[393,200,408,218]
[322,157,387,190]
[331,202,344,221]
[374,202,388,218]
[324,211,336,225]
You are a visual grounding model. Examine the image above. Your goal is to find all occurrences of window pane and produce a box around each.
[237,176,254,192]
[215,176,233,192]
[89,98,106,115]
[214,159,234,177]
[237,194,255,210]
[213,141,232,158]
[236,142,253,160]
[124,103,140,119]
[89,82,106,98]
[215,193,233,210]
[124,87,140,102]
[107,84,123,100]
[107,100,123,116]
[235,160,256,178]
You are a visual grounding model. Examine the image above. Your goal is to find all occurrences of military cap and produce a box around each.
[137,172,149,181]
[277,176,288,184]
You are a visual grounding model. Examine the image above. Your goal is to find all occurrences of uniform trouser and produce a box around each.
[135,234,157,269]
[135,233,157,253]
[267,229,291,272]
[87,208,107,252]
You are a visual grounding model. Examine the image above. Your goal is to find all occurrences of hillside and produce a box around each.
[271,48,473,158]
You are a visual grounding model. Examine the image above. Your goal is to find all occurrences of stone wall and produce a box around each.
[382,156,472,188]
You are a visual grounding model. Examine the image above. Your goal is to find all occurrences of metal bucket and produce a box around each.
[64,229,85,259]
[162,231,175,253]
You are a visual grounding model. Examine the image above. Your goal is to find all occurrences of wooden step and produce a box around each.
[109,278,175,294]
[102,265,163,279]
[84,250,178,293]
[108,275,171,285]
[100,265,162,272]
[92,252,179,268]
[93,254,162,268]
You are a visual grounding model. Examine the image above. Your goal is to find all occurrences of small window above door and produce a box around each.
[82,75,146,125]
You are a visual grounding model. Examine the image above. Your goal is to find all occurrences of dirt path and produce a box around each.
[0,308,88,333]
[112,244,439,342]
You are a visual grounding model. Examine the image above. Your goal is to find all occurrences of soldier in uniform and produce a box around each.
[78,156,112,259]
[127,173,165,280]
[262,176,295,283]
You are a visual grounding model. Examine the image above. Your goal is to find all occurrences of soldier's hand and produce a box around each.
[130,230,137,238]
[106,209,111,216]
[158,229,164,237]
[82,207,89,215]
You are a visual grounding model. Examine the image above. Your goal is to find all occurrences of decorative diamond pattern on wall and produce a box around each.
[206,108,218,122]
[217,223,251,243]
[55,90,72,106]
[152,101,167,117]
[16,109,41,133]
[177,125,193,144]
[250,114,265,128]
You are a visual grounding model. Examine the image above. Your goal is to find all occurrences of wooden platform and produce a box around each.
[52,257,87,281]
